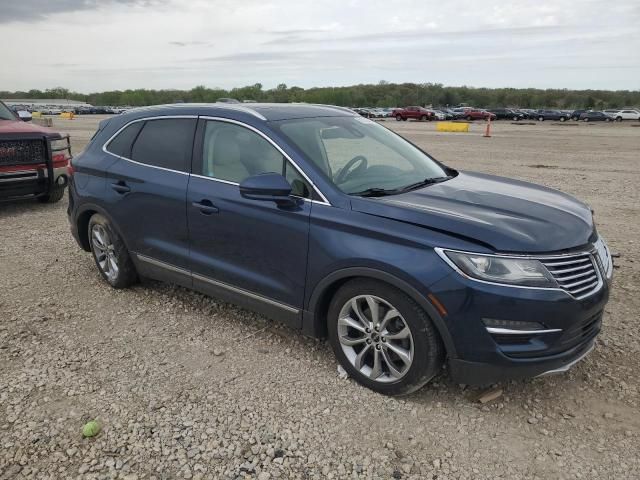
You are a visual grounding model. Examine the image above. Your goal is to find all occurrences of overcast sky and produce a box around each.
[1,0,639,93]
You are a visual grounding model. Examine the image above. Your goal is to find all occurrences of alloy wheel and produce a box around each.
[337,295,414,382]
[91,224,119,282]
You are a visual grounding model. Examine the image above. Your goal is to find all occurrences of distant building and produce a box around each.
[1,99,91,108]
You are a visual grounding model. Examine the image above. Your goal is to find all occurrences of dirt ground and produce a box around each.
[1,116,639,480]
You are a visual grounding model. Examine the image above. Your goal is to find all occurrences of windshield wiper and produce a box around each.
[395,176,453,193]
[350,176,453,198]
[350,187,398,197]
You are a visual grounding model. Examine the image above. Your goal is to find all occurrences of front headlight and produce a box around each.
[438,249,558,288]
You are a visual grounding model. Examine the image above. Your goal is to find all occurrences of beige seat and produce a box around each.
[205,127,250,183]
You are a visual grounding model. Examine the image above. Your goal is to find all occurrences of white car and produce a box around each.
[611,109,640,121]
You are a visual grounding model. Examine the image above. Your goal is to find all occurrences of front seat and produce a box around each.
[205,127,250,183]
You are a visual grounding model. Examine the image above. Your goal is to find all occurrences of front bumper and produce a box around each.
[0,163,68,201]
[449,339,596,385]
[429,248,611,386]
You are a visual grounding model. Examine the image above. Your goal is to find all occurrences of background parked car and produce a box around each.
[487,108,524,121]
[458,108,496,121]
[611,109,640,121]
[392,106,433,121]
[570,109,588,121]
[580,111,614,122]
[536,109,570,122]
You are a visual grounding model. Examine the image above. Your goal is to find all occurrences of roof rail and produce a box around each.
[212,103,267,120]
[312,104,356,115]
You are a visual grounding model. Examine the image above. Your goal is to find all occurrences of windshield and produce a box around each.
[273,116,450,195]
[0,102,17,121]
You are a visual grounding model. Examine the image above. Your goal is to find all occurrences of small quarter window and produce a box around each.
[106,122,143,158]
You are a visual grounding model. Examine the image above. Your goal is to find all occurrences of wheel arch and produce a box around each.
[302,267,458,358]
[75,203,131,253]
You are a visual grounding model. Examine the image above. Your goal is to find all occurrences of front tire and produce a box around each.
[88,214,137,289]
[560,116,566,122]
[37,185,65,203]
[616,116,622,122]
[327,279,444,396]
[538,116,545,121]
[395,115,402,121]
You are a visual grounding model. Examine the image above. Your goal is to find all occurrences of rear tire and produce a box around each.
[88,214,137,289]
[37,185,65,203]
[465,115,472,121]
[538,116,544,122]
[616,117,622,122]
[327,279,445,396]
[560,116,566,122]
[420,115,427,121]
[584,117,590,122]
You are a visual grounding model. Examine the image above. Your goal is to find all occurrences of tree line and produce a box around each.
[2,83,639,109]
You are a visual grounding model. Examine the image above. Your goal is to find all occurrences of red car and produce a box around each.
[0,101,71,203]
[391,106,433,121]
[456,108,496,121]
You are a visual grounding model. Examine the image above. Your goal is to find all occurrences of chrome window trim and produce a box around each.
[485,327,562,335]
[198,116,331,206]
[135,253,300,314]
[102,115,197,176]
[434,247,604,300]
[102,114,331,206]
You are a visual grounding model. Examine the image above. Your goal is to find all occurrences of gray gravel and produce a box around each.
[1,118,639,479]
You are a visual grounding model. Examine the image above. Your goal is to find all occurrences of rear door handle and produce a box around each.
[111,181,130,194]
[192,199,219,215]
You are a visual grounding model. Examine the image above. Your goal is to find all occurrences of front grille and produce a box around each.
[0,139,47,167]
[538,252,600,299]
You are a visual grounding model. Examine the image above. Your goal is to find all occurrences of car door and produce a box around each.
[104,116,197,284]
[186,118,315,327]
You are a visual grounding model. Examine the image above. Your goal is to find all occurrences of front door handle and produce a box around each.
[192,199,219,215]
[111,181,130,194]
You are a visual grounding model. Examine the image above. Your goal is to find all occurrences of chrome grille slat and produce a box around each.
[538,252,601,298]
[541,256,591,267]
[554,270,597,282]
[570,281,599,295]
[560,275,598,289]
[549,264,594,275]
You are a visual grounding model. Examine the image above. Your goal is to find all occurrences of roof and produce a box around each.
[122,103,355,121]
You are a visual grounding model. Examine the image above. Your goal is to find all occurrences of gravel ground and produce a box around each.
[1,117,639,480]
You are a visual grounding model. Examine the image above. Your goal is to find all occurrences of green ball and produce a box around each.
[82,420,101,438]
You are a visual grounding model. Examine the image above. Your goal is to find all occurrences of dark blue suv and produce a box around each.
[68,103,613,395]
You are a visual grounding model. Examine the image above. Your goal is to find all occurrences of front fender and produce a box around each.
[303,266,458,359]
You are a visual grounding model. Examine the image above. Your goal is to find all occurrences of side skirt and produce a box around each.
[133,253,301,329]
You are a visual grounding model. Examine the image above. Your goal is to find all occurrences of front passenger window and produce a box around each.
[202,121,312,198]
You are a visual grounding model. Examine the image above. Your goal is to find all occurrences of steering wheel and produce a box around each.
[335,155,368,185]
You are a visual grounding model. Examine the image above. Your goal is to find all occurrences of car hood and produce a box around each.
[0,119,58,136]
[350,171,595,253]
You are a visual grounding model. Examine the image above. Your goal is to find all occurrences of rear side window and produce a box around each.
[106,122,143,158]
[130,118,196,171]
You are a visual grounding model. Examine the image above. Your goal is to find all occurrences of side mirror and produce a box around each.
[17,110,32,122]
[239,173,296,206]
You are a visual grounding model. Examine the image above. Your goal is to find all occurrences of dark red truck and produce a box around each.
[0,101,71,203]
[391,106,433,121]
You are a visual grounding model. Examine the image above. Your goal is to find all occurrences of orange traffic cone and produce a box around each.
[483,116,492,137]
